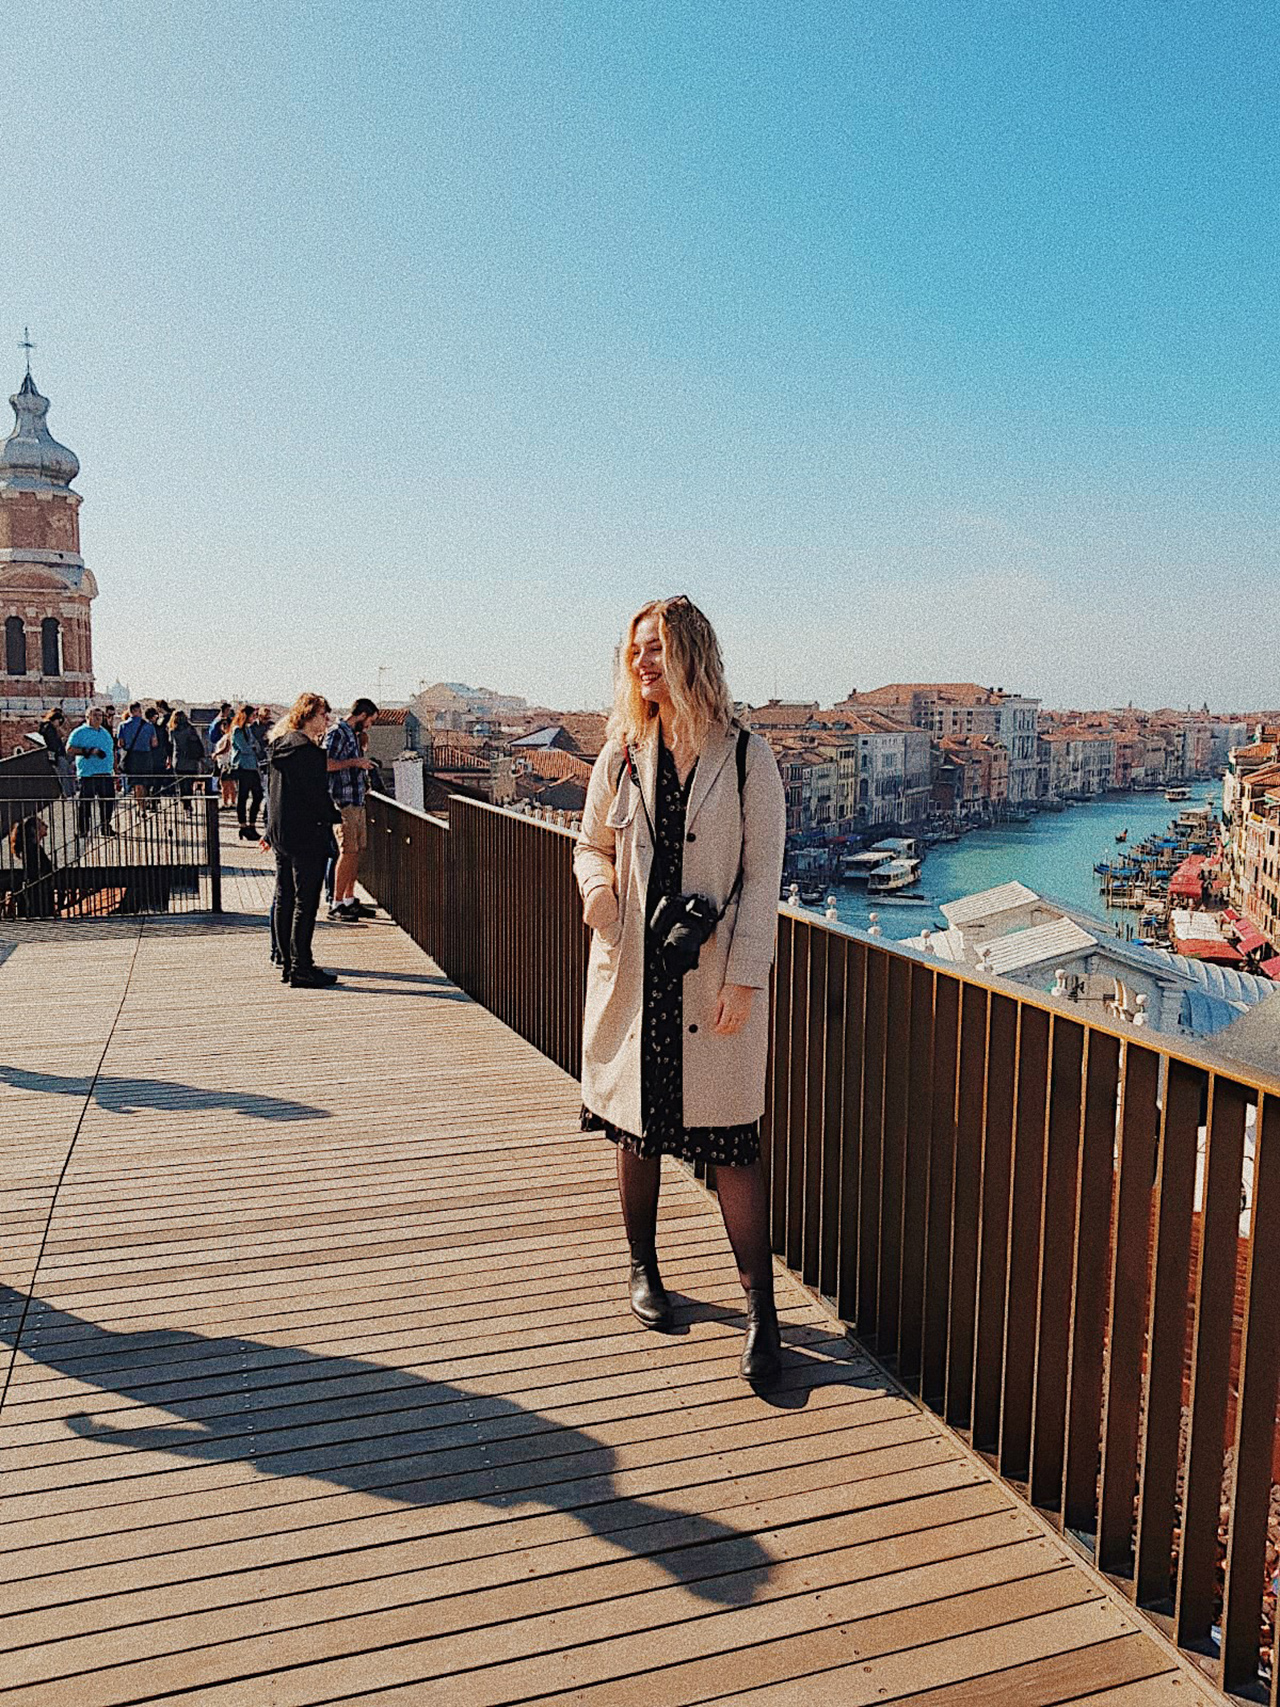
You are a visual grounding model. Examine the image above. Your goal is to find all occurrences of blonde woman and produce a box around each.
[575,597,788,1383]
[266,693,341,989]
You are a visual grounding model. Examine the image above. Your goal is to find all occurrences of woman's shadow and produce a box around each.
[2,1286,782,1606]
[0,1064,326,1122]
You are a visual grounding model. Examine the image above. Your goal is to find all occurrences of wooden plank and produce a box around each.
[921,972,960,1407]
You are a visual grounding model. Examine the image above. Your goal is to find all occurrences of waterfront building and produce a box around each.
[776,747,839,836]
[0,361,96,752]
[935,735,1008,820]
[1224,758,1280,955]
[1039,727,1116,797]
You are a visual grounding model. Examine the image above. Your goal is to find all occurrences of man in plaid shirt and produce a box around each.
[325,697,379,922]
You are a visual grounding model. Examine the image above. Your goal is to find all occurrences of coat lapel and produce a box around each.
[685,725,737,831]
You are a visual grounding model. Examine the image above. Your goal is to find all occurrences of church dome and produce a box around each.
[0,371,80,494]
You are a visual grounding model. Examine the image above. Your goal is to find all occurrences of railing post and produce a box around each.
[205,791,222,914]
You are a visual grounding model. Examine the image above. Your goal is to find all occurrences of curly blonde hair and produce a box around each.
[607,596,735,753]
[270,692,330,744]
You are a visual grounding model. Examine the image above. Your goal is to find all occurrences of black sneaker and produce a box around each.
[327,903,361,923]
[352,901,377,918]
[290,967,338,988]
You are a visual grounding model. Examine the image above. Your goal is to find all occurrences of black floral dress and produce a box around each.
[581,738,760,1168]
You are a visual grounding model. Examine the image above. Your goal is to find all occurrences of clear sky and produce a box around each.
[4,1,1276,712]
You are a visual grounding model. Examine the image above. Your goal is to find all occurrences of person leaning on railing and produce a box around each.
[574,595,788,1386]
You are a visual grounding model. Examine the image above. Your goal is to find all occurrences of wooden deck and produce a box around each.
[0,831,1227,1705]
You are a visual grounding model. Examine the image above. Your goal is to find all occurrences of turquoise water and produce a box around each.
[823,790,1222,937]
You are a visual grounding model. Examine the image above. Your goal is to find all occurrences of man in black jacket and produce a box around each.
[266,694,342,989]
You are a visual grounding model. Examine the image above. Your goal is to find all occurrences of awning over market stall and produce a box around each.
[1176,938,1245,963]
[1233,922,1269,956]
[1169,855,1207,899]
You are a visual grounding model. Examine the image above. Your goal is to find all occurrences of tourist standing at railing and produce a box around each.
[168,710,205,812]
[118,701,157,806]
[230,705,264,842]
[146,705,173,797]
[324,697,378,923]
[36,708,75,797]
[574,596,788,1385]
[66,705,116,838]
[266,693,342,989]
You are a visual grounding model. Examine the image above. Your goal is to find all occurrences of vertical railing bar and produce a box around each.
[921,971,960,1407]
[802,929,827,1286]
[836,939,867,1322]
[1000,1001,1049,1484]
[857,946,889,1340]
[1135,1058,1202,1608]
[768,916,793,1255]
[896,960,936,1390]
[1220,1091,1280,1691]
[1176,1074,1249,1652]
[1096,1042,1161,1575]
[1063,1027,1121,1537]
[818,933,847,1302]
[876,952,911,1360]
[945,981,987,1429]
[785,922,810,1269]
[1028,1014,1085,1517]
[971,991,1017,1455]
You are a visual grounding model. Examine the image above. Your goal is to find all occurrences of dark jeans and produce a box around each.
[273,849,327,976]
[175,772,201,810]
[76,774,115,836]
[236,768,264,829]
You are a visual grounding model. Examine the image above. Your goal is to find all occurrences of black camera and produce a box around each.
[649,890,720,976]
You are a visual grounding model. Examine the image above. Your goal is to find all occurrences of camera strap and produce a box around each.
[623,728,749,922]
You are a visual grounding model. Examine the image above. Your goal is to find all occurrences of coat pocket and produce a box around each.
[605,789,638,830]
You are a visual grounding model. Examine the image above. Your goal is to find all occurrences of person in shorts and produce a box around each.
[324,698,378,923]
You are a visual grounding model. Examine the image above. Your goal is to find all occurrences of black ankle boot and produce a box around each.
[740,1289,781,1384]
[628,1246,674,1330]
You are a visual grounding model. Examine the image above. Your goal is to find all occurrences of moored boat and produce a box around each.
[867,858,922,894]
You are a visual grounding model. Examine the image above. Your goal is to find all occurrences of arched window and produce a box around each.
[5,617,26,676]
[41,618,61,677]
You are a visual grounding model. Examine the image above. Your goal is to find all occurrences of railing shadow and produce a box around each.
[0,1286,786,1607]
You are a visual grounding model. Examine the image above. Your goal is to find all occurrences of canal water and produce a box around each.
[824,789,1221,939]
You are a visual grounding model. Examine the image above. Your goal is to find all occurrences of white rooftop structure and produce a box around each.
[982,918,1097,977]
[941,881,1040,928]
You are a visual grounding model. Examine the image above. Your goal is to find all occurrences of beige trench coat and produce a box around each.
[573,724,787,1137]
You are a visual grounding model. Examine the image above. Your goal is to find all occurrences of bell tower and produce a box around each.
[0,343,97,745]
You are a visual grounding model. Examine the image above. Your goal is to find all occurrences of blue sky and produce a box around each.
[4,1,1276,711]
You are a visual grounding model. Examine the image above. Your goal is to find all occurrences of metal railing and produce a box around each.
[364,788,1280,1699]
[0,750,223,918]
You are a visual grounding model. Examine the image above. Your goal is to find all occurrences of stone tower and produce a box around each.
[0,364,97,747]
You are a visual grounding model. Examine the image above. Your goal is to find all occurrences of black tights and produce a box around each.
[615,1147,774,1296]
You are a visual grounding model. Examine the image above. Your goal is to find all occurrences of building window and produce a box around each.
[41,618,61,677]
[5,616,26,676]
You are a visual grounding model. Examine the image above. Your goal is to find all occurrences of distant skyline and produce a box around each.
[5,2,1277,712]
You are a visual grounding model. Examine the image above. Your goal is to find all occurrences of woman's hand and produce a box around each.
[583,885,619,934]
[714,984,755,1037]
